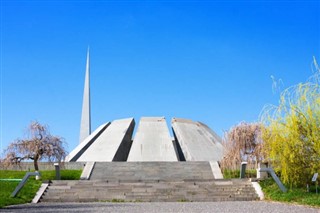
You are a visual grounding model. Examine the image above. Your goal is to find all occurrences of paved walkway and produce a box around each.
[1,201,319,213]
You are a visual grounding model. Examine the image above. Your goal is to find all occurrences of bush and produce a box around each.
[261,58,320,187]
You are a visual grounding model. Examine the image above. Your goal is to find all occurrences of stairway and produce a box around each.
[39,162,259,202]
[89,162,215,181]
[40,179,258,202]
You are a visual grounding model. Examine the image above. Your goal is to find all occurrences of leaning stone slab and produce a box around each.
[209,161,223,179]
[251,181,264,200]
[171,118,223,161]
[66,123,110,162]
[80,162,95,180]
[77,118,135,162]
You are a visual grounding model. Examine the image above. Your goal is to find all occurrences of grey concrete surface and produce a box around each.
[80,162,95,180]
[77,118,135,162]
[2,201,319,213]
[127,117,178,161]
[88,161,215,181]
[209,161,224,179]
[40,178,258,202]
[66,123,110,162]
[172,118,223,161]
[79,48,91,144]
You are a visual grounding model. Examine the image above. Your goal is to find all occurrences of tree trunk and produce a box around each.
[34,154,39,171]
[33,154,41,180]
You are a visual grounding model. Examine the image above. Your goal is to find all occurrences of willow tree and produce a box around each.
[261,58,320,187]
[221,122,265,172]
[2,121,67,172]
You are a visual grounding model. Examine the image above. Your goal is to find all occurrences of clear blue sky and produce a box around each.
[1,1,319,154]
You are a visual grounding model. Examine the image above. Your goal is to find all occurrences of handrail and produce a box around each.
[259,168,287,192]
[0,179,22,181]
[11,171,41,197]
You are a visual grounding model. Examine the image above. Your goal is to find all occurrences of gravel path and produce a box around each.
[1,201,319,213]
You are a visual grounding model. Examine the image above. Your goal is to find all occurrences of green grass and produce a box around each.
[0,170,82,208]
[260,178,320,207]
[110,198,125,202]
[222,169,320,207]
[37,170,82,180]
[0,177,41,208]
[222,169,256,179]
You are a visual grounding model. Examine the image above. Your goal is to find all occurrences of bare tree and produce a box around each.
[2,121,67,171]
[220,122,265,171]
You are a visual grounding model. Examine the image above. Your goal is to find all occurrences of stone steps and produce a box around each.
[89,162,215,181]
[39,162,259,202]
[40,179,259,202]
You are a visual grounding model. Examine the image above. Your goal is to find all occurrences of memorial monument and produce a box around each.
[39,50,260,203]
[66,49,224,177]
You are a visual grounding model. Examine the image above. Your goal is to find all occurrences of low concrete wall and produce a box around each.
[0,162,85,171]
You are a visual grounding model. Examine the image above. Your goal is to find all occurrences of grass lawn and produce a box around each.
[222,170,320,207]
[0,170,82,208]
[222,169,257,179]
[259,178,320,207]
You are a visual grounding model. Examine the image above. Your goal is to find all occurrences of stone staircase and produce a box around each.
[90,162,215,181]
[39,162,259,202]
[40,179,258,202]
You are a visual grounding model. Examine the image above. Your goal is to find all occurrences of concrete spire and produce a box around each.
[79,47,91,144]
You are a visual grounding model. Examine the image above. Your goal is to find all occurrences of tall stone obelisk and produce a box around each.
[79,48,91,143]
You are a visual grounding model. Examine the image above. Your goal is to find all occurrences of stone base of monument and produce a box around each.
[89,162,217,181]
[38,162,259,202]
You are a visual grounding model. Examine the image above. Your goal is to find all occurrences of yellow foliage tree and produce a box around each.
[261,58,320,187]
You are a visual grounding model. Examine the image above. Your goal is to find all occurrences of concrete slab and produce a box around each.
[171,118,223,161]
[77,118,135,162]
[79,49,91,144]
[127,117,178,161]
[32,183,49,203]
[66,123,110,162]
[80,162,95,180]
[209,161,224,179]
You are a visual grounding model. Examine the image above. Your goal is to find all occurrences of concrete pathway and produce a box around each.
[1,201,319,213]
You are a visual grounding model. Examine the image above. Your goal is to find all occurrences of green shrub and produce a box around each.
[261,59,320,187]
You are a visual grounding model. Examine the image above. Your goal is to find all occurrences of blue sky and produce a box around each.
[1,1,319,154]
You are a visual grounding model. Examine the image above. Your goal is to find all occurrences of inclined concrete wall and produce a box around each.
[112,119,135,161]
[65,117,223,164]
[127,117,178,161]
[171,118,223,161]
[66,123,110,162]
[77,118,135,162]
